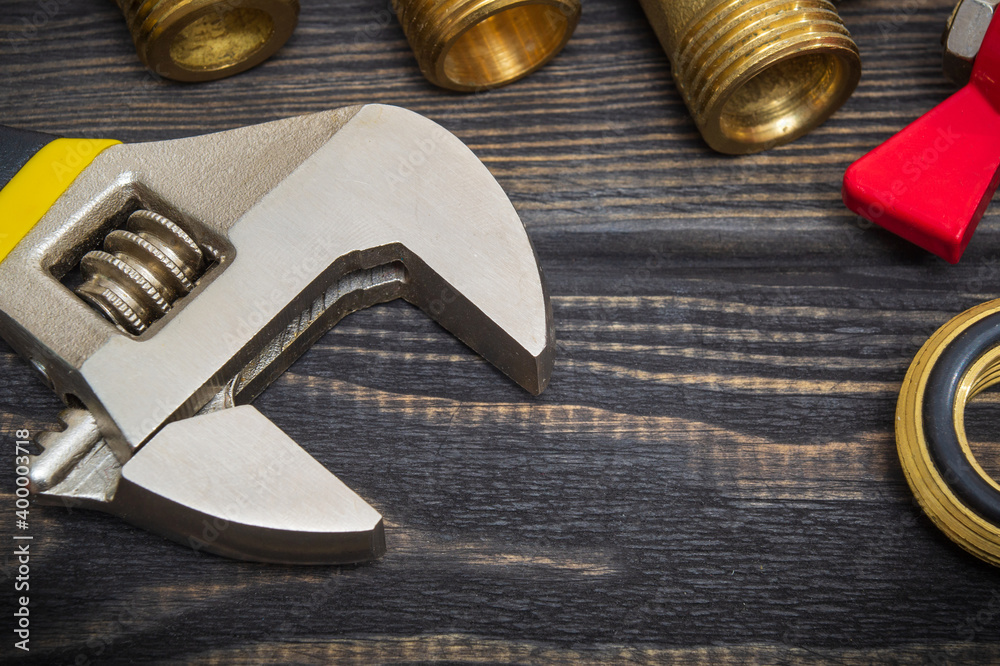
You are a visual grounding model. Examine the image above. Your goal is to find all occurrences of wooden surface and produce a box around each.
[3,0,1000,663]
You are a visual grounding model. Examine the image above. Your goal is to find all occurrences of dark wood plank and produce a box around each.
[3,0,1000,663]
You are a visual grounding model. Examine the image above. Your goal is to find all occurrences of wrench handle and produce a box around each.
[0,125,56,191]
[0,126,119,264]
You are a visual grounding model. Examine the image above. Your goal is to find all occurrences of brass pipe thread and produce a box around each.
[639,0,861,154]
[897,299,1000,567]
[392,0,582,91]
[114,0,299,82]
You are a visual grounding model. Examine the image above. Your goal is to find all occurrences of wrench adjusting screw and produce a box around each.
[76,210,210,335]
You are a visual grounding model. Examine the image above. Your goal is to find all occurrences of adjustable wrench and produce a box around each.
[0,105,555,564]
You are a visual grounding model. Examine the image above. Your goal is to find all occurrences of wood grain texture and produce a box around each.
[3,0,1000,663]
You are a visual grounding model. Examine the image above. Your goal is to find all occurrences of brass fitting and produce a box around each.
[114,0,299,82]
[392,0,581,91]
[897,299,1000,567]
[638,0,862,154]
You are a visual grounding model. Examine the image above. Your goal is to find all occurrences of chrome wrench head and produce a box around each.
[0,105,555,563]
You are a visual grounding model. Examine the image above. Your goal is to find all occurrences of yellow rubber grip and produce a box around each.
[0,137,120,264]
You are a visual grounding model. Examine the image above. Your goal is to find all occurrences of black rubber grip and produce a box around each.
[924,313,1000,524]
[0,125,57,191]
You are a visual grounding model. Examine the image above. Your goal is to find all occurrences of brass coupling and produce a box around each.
[392,0,581,91]
[897,299,1000,566]
[114,0,299,82]
[638,0,861,154]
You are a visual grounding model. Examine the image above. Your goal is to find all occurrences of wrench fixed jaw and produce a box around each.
[400,248,555,397]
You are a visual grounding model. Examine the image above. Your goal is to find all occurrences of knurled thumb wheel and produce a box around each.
[898,298,1000,565]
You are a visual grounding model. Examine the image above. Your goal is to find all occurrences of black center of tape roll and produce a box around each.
[0,125,57,192]
[924,313,1000,525]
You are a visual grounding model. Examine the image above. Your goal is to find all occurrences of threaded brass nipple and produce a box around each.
[114,0,299,82]
[393,0,581,91]
[639,0,861,154]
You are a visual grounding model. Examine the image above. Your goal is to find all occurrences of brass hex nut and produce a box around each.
[943,0,1000,85]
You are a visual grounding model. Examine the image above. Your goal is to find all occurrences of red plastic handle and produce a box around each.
[843,15,1000,264]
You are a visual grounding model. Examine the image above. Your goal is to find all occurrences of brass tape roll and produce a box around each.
[897,298,1000,566]
[393,0,581,91]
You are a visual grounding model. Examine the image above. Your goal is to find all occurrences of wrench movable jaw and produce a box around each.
[113,407,385,565]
